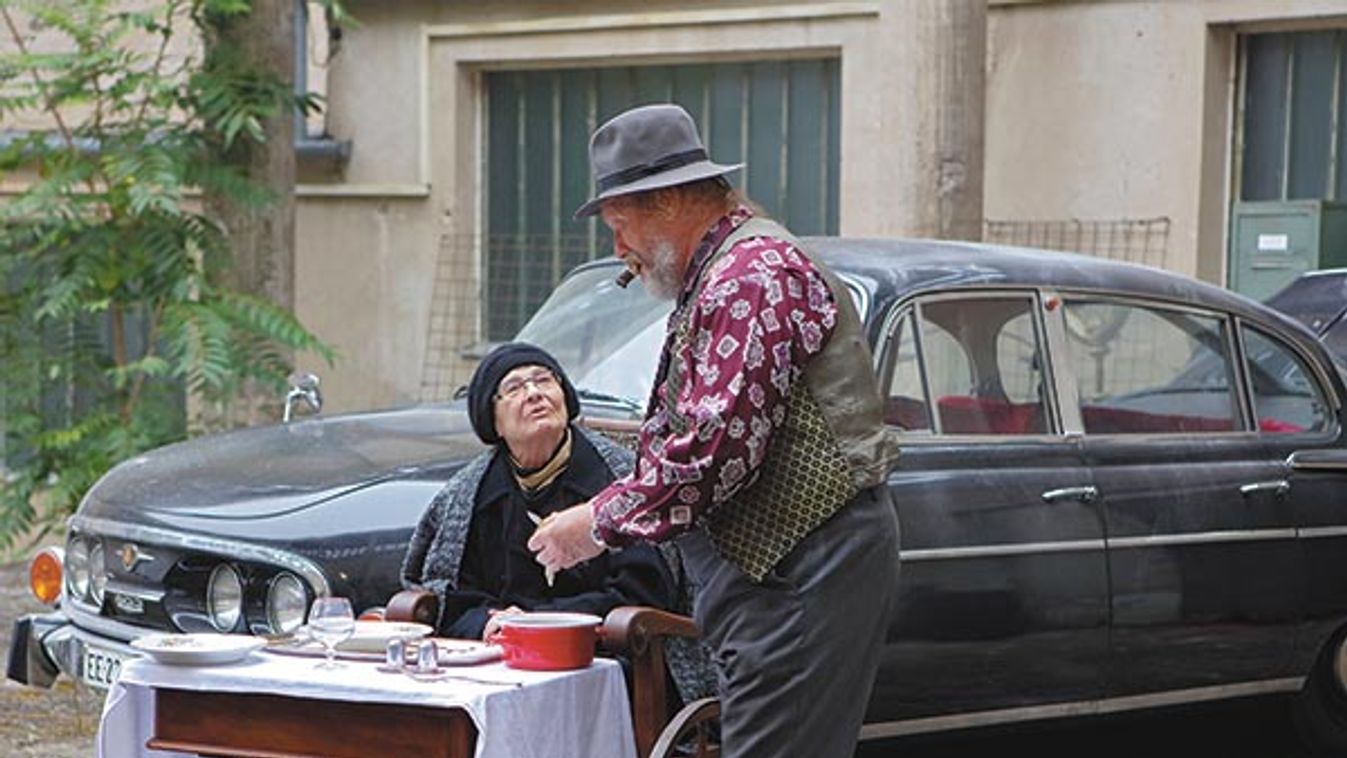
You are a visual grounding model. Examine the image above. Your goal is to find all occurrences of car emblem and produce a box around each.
[119,543,154,572]
[112,593,144,614]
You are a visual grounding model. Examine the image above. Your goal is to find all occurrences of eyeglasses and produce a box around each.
[495,370,558,402]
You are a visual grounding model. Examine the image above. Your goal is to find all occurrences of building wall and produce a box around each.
[195,1,1347,412]
[299,0,988,411]
[984,0,1347,284]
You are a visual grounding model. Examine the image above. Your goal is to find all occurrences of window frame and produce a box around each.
[877,288,1060,440]
[1236,316,1341,439]
[1054,293,1247,438]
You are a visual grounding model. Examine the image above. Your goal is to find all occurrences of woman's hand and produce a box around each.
[482,605,523,641]
[527,502,605,578]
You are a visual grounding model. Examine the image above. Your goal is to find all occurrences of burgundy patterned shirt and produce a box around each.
[591,206,839,546]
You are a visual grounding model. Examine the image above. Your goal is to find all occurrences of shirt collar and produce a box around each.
[677,203,755,306]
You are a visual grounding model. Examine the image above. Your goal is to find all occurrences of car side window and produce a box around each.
[1242,326,1331,434]
[883,310,932,431]
[884,294,1050,435]
[1063,300,1240,434]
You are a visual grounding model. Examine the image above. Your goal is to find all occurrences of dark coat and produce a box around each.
[401,425,671,638]
[400,424,716,703]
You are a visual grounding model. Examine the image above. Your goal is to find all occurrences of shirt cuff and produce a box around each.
[589,523,609,551]
[590,490,633,548]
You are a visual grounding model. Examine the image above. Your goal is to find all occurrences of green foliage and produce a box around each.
[0,0,340,550]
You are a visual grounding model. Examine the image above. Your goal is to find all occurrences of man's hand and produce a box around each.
[527,501,605,576]
[482,605,523,641]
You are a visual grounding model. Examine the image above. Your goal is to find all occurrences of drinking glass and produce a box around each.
[308,597,355,669]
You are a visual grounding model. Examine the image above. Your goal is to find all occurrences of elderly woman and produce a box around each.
[399,342,675,640]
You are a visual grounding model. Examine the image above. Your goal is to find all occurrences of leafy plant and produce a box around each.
[0,0,338,550]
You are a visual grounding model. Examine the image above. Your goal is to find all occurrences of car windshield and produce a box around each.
[514,265,672,410]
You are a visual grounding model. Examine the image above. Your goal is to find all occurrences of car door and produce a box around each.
[1056,296,1302,697]
[1236,321,1347,675]
[866,291,1109,732]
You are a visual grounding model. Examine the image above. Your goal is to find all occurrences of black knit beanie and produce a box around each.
[467,342,580,445]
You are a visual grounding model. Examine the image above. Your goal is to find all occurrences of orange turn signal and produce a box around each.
[29,546,63,606]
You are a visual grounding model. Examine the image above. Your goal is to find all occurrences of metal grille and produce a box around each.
[982,217,1172,269]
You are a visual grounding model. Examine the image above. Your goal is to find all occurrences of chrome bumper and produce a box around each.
[6,611,141,690]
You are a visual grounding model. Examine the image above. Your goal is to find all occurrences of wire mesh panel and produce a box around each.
[982,217,1172,269]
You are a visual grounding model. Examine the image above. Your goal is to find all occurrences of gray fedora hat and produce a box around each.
[573,103,742,219]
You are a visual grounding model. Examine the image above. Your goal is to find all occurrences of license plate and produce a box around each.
[81,645,126,689]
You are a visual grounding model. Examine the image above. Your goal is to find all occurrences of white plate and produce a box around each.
[302,620,432,654]
[130,633,267,666]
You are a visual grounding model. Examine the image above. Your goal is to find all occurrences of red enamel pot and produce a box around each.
[493,612,603,671]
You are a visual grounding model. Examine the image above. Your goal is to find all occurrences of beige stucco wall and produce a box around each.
[299,0,990,412]
[267,0,1347,412]
[985,0,1347,285]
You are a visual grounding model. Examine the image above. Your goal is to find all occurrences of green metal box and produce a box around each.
[1229,200,1347,300]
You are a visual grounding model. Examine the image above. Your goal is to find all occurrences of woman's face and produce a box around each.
[492,364,568,452]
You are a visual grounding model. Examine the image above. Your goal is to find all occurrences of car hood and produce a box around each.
[78,404,485,525]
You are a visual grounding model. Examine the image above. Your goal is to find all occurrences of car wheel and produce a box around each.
[1293,626,1347,755]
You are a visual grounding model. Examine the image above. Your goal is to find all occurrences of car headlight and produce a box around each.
[88,542,107,607]
[66,538,90,601]
[266,573,307,635]
[207,564,243,632]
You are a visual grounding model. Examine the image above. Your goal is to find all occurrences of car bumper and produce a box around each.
[7,612,140,690]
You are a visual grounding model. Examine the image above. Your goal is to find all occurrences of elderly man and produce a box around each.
[529,103,900,756]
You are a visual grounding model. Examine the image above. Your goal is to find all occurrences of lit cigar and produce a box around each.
[615,269,635,288]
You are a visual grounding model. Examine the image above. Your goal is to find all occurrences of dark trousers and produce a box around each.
[677,485,900,758]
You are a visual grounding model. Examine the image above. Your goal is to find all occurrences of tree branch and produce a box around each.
[124,297,167,421]
[0,6,76,149]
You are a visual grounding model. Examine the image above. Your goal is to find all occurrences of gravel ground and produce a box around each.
[1,547,101,758]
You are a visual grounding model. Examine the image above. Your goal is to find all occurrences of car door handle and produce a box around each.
[1239,479,1290,498]
[1041,486,1098,504]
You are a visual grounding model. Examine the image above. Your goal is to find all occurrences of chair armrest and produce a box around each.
[384,589,439,627]
[601,606,699,654]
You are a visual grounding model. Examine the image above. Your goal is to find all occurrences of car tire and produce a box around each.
[1293,626,1347,755]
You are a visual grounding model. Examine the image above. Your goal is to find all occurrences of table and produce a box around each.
[97,648,637,758]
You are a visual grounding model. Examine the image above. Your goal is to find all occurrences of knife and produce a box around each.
[525,511,556,587]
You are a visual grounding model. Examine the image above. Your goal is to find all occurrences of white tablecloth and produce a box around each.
[97,650,636,758]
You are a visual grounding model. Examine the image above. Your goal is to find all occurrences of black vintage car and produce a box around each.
[12,239,1347,751]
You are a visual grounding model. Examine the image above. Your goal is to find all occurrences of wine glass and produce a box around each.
[307,597,355,669]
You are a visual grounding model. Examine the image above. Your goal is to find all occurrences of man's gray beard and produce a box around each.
[643,240,683,301]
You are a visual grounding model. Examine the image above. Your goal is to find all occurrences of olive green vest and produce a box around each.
[665,217,897,581]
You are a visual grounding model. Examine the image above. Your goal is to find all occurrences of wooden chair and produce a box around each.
[383,590,720,758]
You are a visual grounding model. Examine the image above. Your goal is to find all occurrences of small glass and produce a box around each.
[307,597,355,669]
[414,639,439,673]
[385,638,407,668]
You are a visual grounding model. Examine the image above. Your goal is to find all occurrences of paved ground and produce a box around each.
[0,547,99,758]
